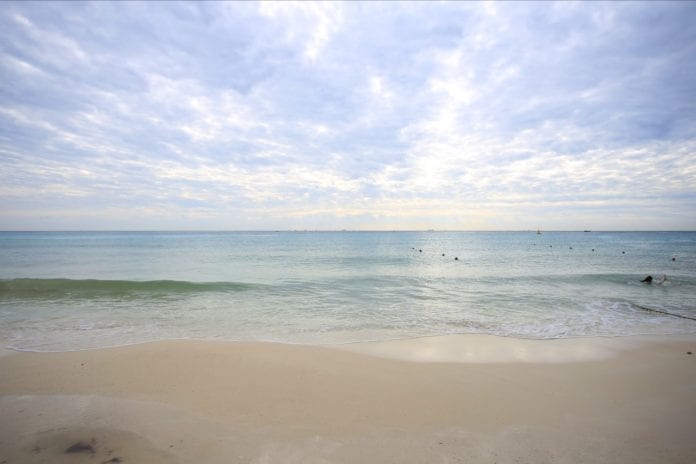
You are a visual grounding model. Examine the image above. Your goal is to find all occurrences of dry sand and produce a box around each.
[1,334,695,463]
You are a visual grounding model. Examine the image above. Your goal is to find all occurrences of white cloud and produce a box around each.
[258,1,344,63]
[1,1,695,230]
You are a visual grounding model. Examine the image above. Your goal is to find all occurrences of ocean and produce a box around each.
[1,231,695,352]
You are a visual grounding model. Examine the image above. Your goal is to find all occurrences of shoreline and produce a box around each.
[2,334,696,463]
[4,331,696,361]
[334,332,696,363]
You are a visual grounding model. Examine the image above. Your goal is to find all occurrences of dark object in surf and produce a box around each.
[641,276,653,284]
[65,441,95,454]
[688,352,693,355]
[454,257,458,261]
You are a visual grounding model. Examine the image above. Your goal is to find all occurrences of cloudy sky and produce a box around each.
[1,1,695,231]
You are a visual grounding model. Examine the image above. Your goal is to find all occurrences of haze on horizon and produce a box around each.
[1,1,695,231]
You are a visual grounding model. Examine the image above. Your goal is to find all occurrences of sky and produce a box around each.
[1,1,695,231]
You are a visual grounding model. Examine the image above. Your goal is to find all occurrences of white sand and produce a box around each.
[1,334,695,463]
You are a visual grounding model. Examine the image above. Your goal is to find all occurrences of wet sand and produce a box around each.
[1,334,695,463]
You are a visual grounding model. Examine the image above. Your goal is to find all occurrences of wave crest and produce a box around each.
[0,278,256,298]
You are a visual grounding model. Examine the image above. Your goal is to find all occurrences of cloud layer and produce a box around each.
[1,1,695,230]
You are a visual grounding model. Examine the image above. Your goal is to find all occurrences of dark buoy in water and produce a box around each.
[641,275,653,284]
[622,251,625,254]
[672,256,676,261]
[442,253,445,256]
[454,257,458,261]
[569,246,573,250]
[592,248,595,252]
[419,249,422,252]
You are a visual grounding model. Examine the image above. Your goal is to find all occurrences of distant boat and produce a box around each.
[583,230,591,233]
[536,228,541,235]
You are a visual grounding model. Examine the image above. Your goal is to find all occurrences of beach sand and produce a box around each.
[1,335,695,463]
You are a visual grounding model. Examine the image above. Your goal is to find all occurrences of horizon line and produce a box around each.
[1,229,695,233]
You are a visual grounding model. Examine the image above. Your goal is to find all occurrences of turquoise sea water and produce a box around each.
[1,231,695,351]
